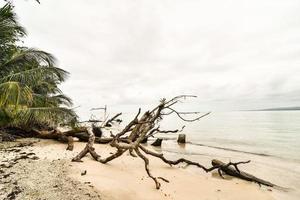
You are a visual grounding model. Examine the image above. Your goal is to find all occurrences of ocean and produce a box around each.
[146,111,300,200]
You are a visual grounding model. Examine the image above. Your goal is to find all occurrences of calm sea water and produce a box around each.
[149,111,300,199]
[185,111,300,161]
[117,111,300,198]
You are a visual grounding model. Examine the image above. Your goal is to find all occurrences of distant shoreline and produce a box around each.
[243,107,300,111]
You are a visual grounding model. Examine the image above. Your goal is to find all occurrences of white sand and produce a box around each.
[0,139,101,200]
[29,139,274,200]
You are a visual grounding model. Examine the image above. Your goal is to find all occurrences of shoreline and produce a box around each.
[1,138,276,200]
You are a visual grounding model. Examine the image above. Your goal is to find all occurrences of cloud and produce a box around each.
[12,0,300,118]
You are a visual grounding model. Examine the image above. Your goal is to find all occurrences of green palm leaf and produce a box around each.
[13,106,77,127]
[0,81,32,107]
[0,3,77,129]
[0,3,26,46]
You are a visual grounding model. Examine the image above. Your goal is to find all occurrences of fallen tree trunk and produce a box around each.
[32,129,75,151]
[32,129,68,141]
[27,95,278,190]
[66,136,74,151]
[211,159,277,187]
[65,131,127,144]
[72,96,215,189]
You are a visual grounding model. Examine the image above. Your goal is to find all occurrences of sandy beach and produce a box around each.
[0,139,101,200]
[1,1,299,200]
[1,139,275,200]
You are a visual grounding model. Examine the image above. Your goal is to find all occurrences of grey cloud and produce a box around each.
[11,0,300,119]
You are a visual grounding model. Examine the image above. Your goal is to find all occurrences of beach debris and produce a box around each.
[81,170,87,176]
[177,134,186,144]
[0,131,19,142]
[140,137,148,144]
[92,126,102,137]
[6,186,22,200]
[151,138,163,146]
[211,159,278,188]
[66,136,74,151]
[104,112,122,127]
[70,95,281,190]
[72,96,211,189]
[0,110,123,155]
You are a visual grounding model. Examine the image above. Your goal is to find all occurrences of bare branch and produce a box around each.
[72,96,277,189]
[105,112,122,126]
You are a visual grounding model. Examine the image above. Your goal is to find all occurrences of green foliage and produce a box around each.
[0,3,77,129]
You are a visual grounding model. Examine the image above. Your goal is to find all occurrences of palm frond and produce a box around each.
[32,93,73,107]
[0,108,12,127]
[0,4,77,129]
[1,48,55,67]
[0,66,69,86]
[49,94,73,107]
[11,106,77,128]
[0,81,32,107]
[0,3,26,45]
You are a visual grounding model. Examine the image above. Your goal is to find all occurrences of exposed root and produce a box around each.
[72,96,279,189]
[139,145,208,171]
[97,149,125,164]
[72,128,100,162]
[135,148,168,189]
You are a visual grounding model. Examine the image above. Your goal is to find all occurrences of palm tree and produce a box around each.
[0,3,77,129]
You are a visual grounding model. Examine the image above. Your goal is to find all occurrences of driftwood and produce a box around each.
[32,129,68,141]
[66,136,74,151]
[73,96,210,188]
[105,112,122,127]
[151,138,162,146]
[72,96,279,189]
[2,96,278,190]
[140,137,148,144]
[211,159,277,187]
[92,126,102,137]
[177,134,186,143]
[72,127,98,161]
[32,129,75,151]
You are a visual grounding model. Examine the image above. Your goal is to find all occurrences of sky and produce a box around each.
[8,0,300,119]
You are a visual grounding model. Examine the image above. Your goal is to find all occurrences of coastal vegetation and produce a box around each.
[0,3,76,131]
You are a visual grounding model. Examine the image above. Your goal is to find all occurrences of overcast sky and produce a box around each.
[10,0,300,118]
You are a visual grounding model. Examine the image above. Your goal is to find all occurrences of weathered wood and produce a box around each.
[211,159,277,187]
[72,127,100,162]
[151,138,162,147]
[92,126,102,137]
[32,129,68,142]
[105,113,122,127]
[74,96,262,190]
[140,137,148,144]
[177,134,186,144]
[0,131,17,142]
[73,96,212,189]
[66,136,74,151]
[68,131,125,144]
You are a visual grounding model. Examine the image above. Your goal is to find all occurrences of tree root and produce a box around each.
[72,128,99,162]
[135,148,169,189]
[72,96,279,190]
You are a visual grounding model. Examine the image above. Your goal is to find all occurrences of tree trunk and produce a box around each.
[151,138,162,146]
[177,134,186,144]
